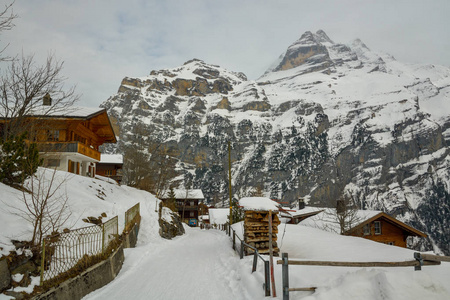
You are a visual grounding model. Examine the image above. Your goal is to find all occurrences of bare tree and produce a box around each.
[325,195,362,235]
[0,2,17,62]
[3,167,72,247]
[0,53,79,139]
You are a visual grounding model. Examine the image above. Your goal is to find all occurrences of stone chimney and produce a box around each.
[43,93,52,106]
[298,197,305,210]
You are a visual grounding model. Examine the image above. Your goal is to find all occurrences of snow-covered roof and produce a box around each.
[31,106,105,118]
[208,208,229,225]
[300,208,384,234]
[239,197,279,212]
[160,189,204,200]
[289,207,325,217]
[99,154,123,164]
[0,105,106,119]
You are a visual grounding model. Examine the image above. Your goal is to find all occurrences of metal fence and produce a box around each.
[125,202,140,228]
[223,224,271,297]
[40,216,118,285]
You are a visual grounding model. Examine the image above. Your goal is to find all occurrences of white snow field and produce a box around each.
[1,169,449,300]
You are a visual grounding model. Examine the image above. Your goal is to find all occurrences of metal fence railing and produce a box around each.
[223,224,271,297]
[125,202,140,228]
[40,216,119,285]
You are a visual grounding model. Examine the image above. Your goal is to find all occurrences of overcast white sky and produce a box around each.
[2,0,449,107]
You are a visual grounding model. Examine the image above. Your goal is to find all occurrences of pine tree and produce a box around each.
[0,133,42,186]
[230,198,244,224]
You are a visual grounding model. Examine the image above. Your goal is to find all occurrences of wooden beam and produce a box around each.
[276,260,441,267]
[288,287,317,292]
[420,254,450,262]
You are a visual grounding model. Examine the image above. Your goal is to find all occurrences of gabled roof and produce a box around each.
[160,189,204,200]
[346,212,427,238]
[0,106,117,143]
[301,208,427,238]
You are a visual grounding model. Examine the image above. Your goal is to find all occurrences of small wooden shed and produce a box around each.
[239,197,280,256]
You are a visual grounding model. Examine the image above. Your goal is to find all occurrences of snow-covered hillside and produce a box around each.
[0,167,161,257]
[101,30,450,255]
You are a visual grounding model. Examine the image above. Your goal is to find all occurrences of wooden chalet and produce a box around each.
[301,209,427,248]
[344,212,427,248]
[97,154,123,183]
[0,100,117,177]
[160,189,205,227]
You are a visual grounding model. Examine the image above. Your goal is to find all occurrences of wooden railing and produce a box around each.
[37,141,101,160]
[277,252,448,300]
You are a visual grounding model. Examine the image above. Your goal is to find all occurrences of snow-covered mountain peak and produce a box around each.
[102,31,450,256]
[315,29,334,44]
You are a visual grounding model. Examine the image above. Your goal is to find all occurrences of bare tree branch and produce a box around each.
[0,1,17,62]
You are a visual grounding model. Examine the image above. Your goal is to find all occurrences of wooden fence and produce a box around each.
[277,252,449,300]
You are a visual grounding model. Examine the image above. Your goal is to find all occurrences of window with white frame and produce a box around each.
[374,221,382,235]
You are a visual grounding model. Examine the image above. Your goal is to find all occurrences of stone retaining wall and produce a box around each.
[32,221,140,300]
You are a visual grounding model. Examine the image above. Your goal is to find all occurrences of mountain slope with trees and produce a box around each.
[101,30,450,255]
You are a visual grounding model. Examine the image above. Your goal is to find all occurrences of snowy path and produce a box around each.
[83,227,251,300]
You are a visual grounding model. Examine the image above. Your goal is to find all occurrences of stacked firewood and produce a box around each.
[243,210,280,256]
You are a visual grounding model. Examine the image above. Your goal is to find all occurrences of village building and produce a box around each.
[208,208,230,226]
[96,154,123,183]
[160,189,204,227]
[0,101,117,177]
[300,208,427,248]
[281,206,324,224]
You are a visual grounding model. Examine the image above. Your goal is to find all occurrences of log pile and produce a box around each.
[243,210,280,256]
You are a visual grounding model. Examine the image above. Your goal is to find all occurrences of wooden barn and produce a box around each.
[239,197,280,256]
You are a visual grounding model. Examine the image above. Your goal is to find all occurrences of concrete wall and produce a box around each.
[124,222,140,248]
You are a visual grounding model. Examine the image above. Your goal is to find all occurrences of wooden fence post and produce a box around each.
[240,241,244,259]
[40,239,46,286]
[269,210,276,297]
[233,231,236,251]
[282,253,289,300]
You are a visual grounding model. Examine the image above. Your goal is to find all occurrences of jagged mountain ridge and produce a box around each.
[101,30,450,254]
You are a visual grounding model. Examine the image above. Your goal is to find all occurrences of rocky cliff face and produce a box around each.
[101,31,450,255]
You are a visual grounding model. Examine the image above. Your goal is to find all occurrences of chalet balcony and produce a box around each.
[178,206,198,211]
[37,142,101,161]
